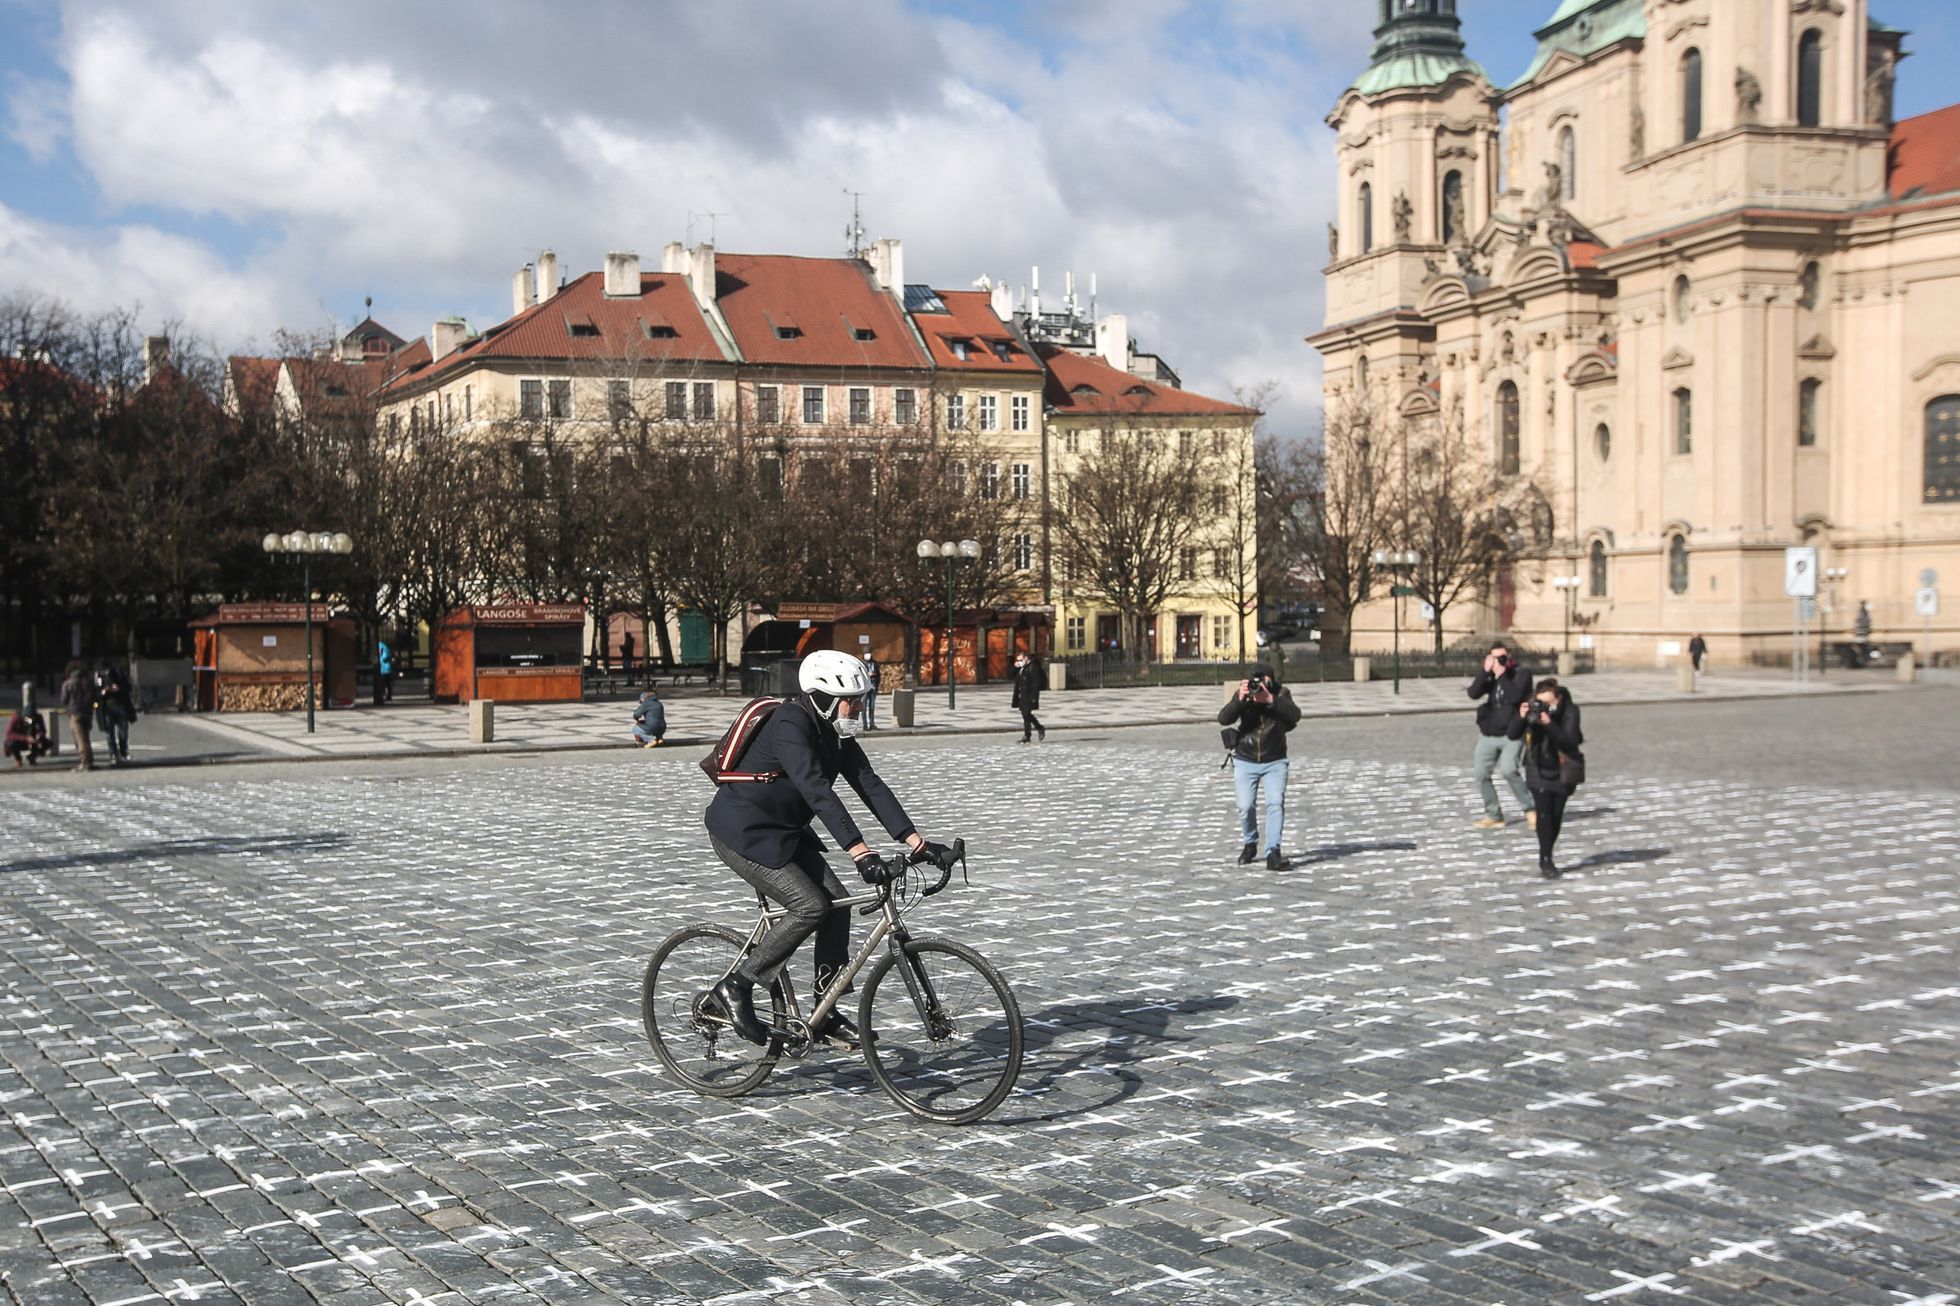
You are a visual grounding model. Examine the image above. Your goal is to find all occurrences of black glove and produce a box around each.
[911,840,957,870]
[855,852,899,885]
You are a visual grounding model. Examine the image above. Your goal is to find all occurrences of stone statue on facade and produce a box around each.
[1629,104,1645,159]
[1444,186,1467,246]
[1327,222,1339,260]
[1540,161,1564,213]
[1866,49,1897,125]
[1392,192,1413,242]
[1736,67,1763,123]
[1422,255,1443,284]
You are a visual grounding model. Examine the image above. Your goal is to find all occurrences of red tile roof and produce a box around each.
[713,253,926,369]
[384,270,724,394]
[1889,102,1960,199]
[226,356,281,415]
[1037,346,1257,418]
[912,290,1042,373]
[1566,240,1605,270]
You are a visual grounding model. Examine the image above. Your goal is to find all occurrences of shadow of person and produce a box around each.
[1563,806,1618,822]
[985,993,1242,1125]
[1566,847,1671,870]
[1,832,350,877]
[1290,840,1418,866]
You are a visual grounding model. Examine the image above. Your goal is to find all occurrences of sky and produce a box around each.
[1,0,1953,434]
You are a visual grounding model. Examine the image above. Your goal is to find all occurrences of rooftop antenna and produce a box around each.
[686,210,726,245]
[843,190,865,258]
[1089,273,1097,323]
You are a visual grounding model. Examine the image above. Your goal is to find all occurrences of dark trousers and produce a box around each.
[102,711,130,761]
[1019,706,1043,740]
[711,836,849,990]
[1533,787,1569,858]
[68,715,93,770]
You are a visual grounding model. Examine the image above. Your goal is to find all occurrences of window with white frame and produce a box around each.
[463,385,472,421]
[1212,615,1231,651]
[520,379,544,420]
[894,388,917,426]
[849,387,870,425]
[1010,462,1031,499]
[548,379,572,420]
[951,462,967,496]
[947,394,966,429]
[980,462,999,500]
[1012,533,1033,570]
[607,379,631,421]
[802,385,825,424]
[756,385,780,425]
[1064,429,1079,454]
[1011,394,1030,431]
[1066,615,1085,651]
[692,381,715,421]
[665,381,687,420]
[978,394,997,431]
[1179,547,1198,581]
[1213,547,1232,579]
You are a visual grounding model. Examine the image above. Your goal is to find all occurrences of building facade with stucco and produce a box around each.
[1310,0,1960,665]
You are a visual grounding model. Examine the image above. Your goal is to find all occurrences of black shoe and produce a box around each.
[1238,841,1258,865]
[811,1013,861,1049]
[1036,726,1046,741]
[1539,856,1561,880]
[1018,737,1030,744]
[708,976,767,1046]
[1266,849,1292,871]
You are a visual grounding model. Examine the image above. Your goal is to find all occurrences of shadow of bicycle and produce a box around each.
[1566,847,1671,870]
[0,832,350,877]
[986,993,1242,1125]
[1290,839,1418,866]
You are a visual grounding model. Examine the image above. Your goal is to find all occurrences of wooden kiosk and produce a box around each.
[190,603,356,712]
[434,603,585,703]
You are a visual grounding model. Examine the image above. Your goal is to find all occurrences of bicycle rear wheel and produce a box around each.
[859,936,1022,1124]
[642,924,783,1097]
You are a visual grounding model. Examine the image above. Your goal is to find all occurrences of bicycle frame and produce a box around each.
[726,888,911,1047]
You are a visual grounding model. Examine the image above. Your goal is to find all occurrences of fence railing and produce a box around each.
[1058,644,1592,690]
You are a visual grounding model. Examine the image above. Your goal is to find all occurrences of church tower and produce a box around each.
[1321,1,1500,408]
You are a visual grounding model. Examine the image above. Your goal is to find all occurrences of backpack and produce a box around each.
[699,696,786,784]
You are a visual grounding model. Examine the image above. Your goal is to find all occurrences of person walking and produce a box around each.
[95,663,135,765]
[1687,633,1707,673]
[1010,650,1044,743]
[860,650,879,731]
[1467,641,1534,830]
[375,638,395,704]
[1507,677,1584,879]
[1218,669,1299,870]
[59,662,94,772]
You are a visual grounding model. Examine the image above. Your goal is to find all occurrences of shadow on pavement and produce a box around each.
[1290,839,1419,865]
[991,993,1241,1125]
[1,832,349,876]
[1567,847,1671,870]
[1565,806,1619,821]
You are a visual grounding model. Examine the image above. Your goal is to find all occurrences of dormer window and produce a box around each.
[642,320,678,340]
[854,327,876,341]
[775,325,803,340]
[949,338,971,361]
[569,322,600,337]
[990,340,1015,361]
[1126,384,1153,397]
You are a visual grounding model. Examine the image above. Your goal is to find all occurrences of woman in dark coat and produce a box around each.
[1506,676,1583,879]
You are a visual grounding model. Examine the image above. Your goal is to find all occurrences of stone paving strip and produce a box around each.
[156,670,1899,764]
[0,698,1953,1302]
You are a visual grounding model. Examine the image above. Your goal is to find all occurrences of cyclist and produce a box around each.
[703,649,948,1048]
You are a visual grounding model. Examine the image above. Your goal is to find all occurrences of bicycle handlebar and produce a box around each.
[857,838,965,915]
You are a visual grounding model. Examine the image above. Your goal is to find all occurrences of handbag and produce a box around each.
[1557,750,1586,788]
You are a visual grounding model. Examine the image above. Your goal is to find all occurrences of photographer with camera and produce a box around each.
[1467,640,1534,830]
[1217,669,1301,870]
[1507,678,1584,878]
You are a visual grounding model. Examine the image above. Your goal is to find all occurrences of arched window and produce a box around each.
[1589,539,1608,597]
[1928,395,1960,503]
[1355,354,1370,393]
[1595,422,1611,462]
[1799,261,1821,310]
[1673,387,1693,455]
[1673,274,1693,322]
[1797,29,1823,127]
[1668,534,1690,595]
[1558,125,1577,200]
[1359,182,1374,255]
[1497,381,1521,475]
[1798,378,1821,447]
[1441,170,1464,244]
[1681,48,1703,143]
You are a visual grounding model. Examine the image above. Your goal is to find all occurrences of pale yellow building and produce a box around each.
[1310,0,1960,665]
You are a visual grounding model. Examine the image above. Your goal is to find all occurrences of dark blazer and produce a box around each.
[1468,663,1534,736]
[1217,685,1301,763]
[1011,660,1041,710]
[1506,697,1584,792]
[705,695,915,868]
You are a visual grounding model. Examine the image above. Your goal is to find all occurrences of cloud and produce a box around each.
[9,0,1376,429]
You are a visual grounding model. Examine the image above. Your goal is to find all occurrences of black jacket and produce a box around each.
[1011,660,1041,710]
[1468,663,1534,736]
[1217,686,1301,763]
[1506,697,1583,792]
[704,695,915,868]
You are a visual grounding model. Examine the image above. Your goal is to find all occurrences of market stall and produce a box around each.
[189,603,355,712]
[433,603,585,703]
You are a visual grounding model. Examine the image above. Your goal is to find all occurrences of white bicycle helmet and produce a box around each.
[799,649,872,720]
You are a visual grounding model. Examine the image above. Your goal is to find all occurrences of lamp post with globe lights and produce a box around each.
[917,538,981,709]
[262,530,353,733]
[1819,565,1848,675]
[1369,548,1420,695]
[1550,574,1583,652]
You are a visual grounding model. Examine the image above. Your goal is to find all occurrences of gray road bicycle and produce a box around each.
[642,840,1024,1124]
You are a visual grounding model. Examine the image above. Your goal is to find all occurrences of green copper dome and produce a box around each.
[1351,0,1487,95]
[1514,0,1645,88]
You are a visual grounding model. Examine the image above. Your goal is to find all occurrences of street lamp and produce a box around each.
[1369,548,1420,695]
[262,529,353,733]
[1819,565,1848,676]
[1550,575,1583,652]
[918,538,981,709]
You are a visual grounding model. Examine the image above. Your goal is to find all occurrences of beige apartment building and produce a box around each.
[1310,0,1960,665]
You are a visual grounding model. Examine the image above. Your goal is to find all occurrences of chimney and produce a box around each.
[990,280,1013,321]
[431,316,469,361]
[865,237,905,294]
[660,241,685,274]
[512,263,536,316]
[1096,314,1129,372]
[604,250,642,297]
[535,249,558,304]
[687,242,717,307]
[143,335,169,384]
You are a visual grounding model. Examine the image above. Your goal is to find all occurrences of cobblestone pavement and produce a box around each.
[0,693,1955,1303]
[69,668,1902,768]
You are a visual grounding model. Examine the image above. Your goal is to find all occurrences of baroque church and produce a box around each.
[1309,0,1960,665]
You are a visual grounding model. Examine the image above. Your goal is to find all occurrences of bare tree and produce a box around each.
[653,424,785,691]
[1203,383,1273,664]
[1265,396,1394,656]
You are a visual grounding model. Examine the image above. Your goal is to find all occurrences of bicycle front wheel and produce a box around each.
[859,936,1022,1124]
[642,924,782,1097]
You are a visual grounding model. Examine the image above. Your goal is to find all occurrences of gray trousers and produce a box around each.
[711,836,849,990]
[1472,733,1530,819]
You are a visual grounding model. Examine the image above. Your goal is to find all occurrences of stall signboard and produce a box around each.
[464,604,586,624]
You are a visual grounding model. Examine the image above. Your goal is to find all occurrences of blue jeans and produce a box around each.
[1233,758,1289,855]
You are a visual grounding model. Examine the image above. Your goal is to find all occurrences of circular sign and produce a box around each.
[1922,567,1939,587]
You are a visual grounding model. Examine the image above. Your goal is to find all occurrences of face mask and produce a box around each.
[832,708,866,738]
